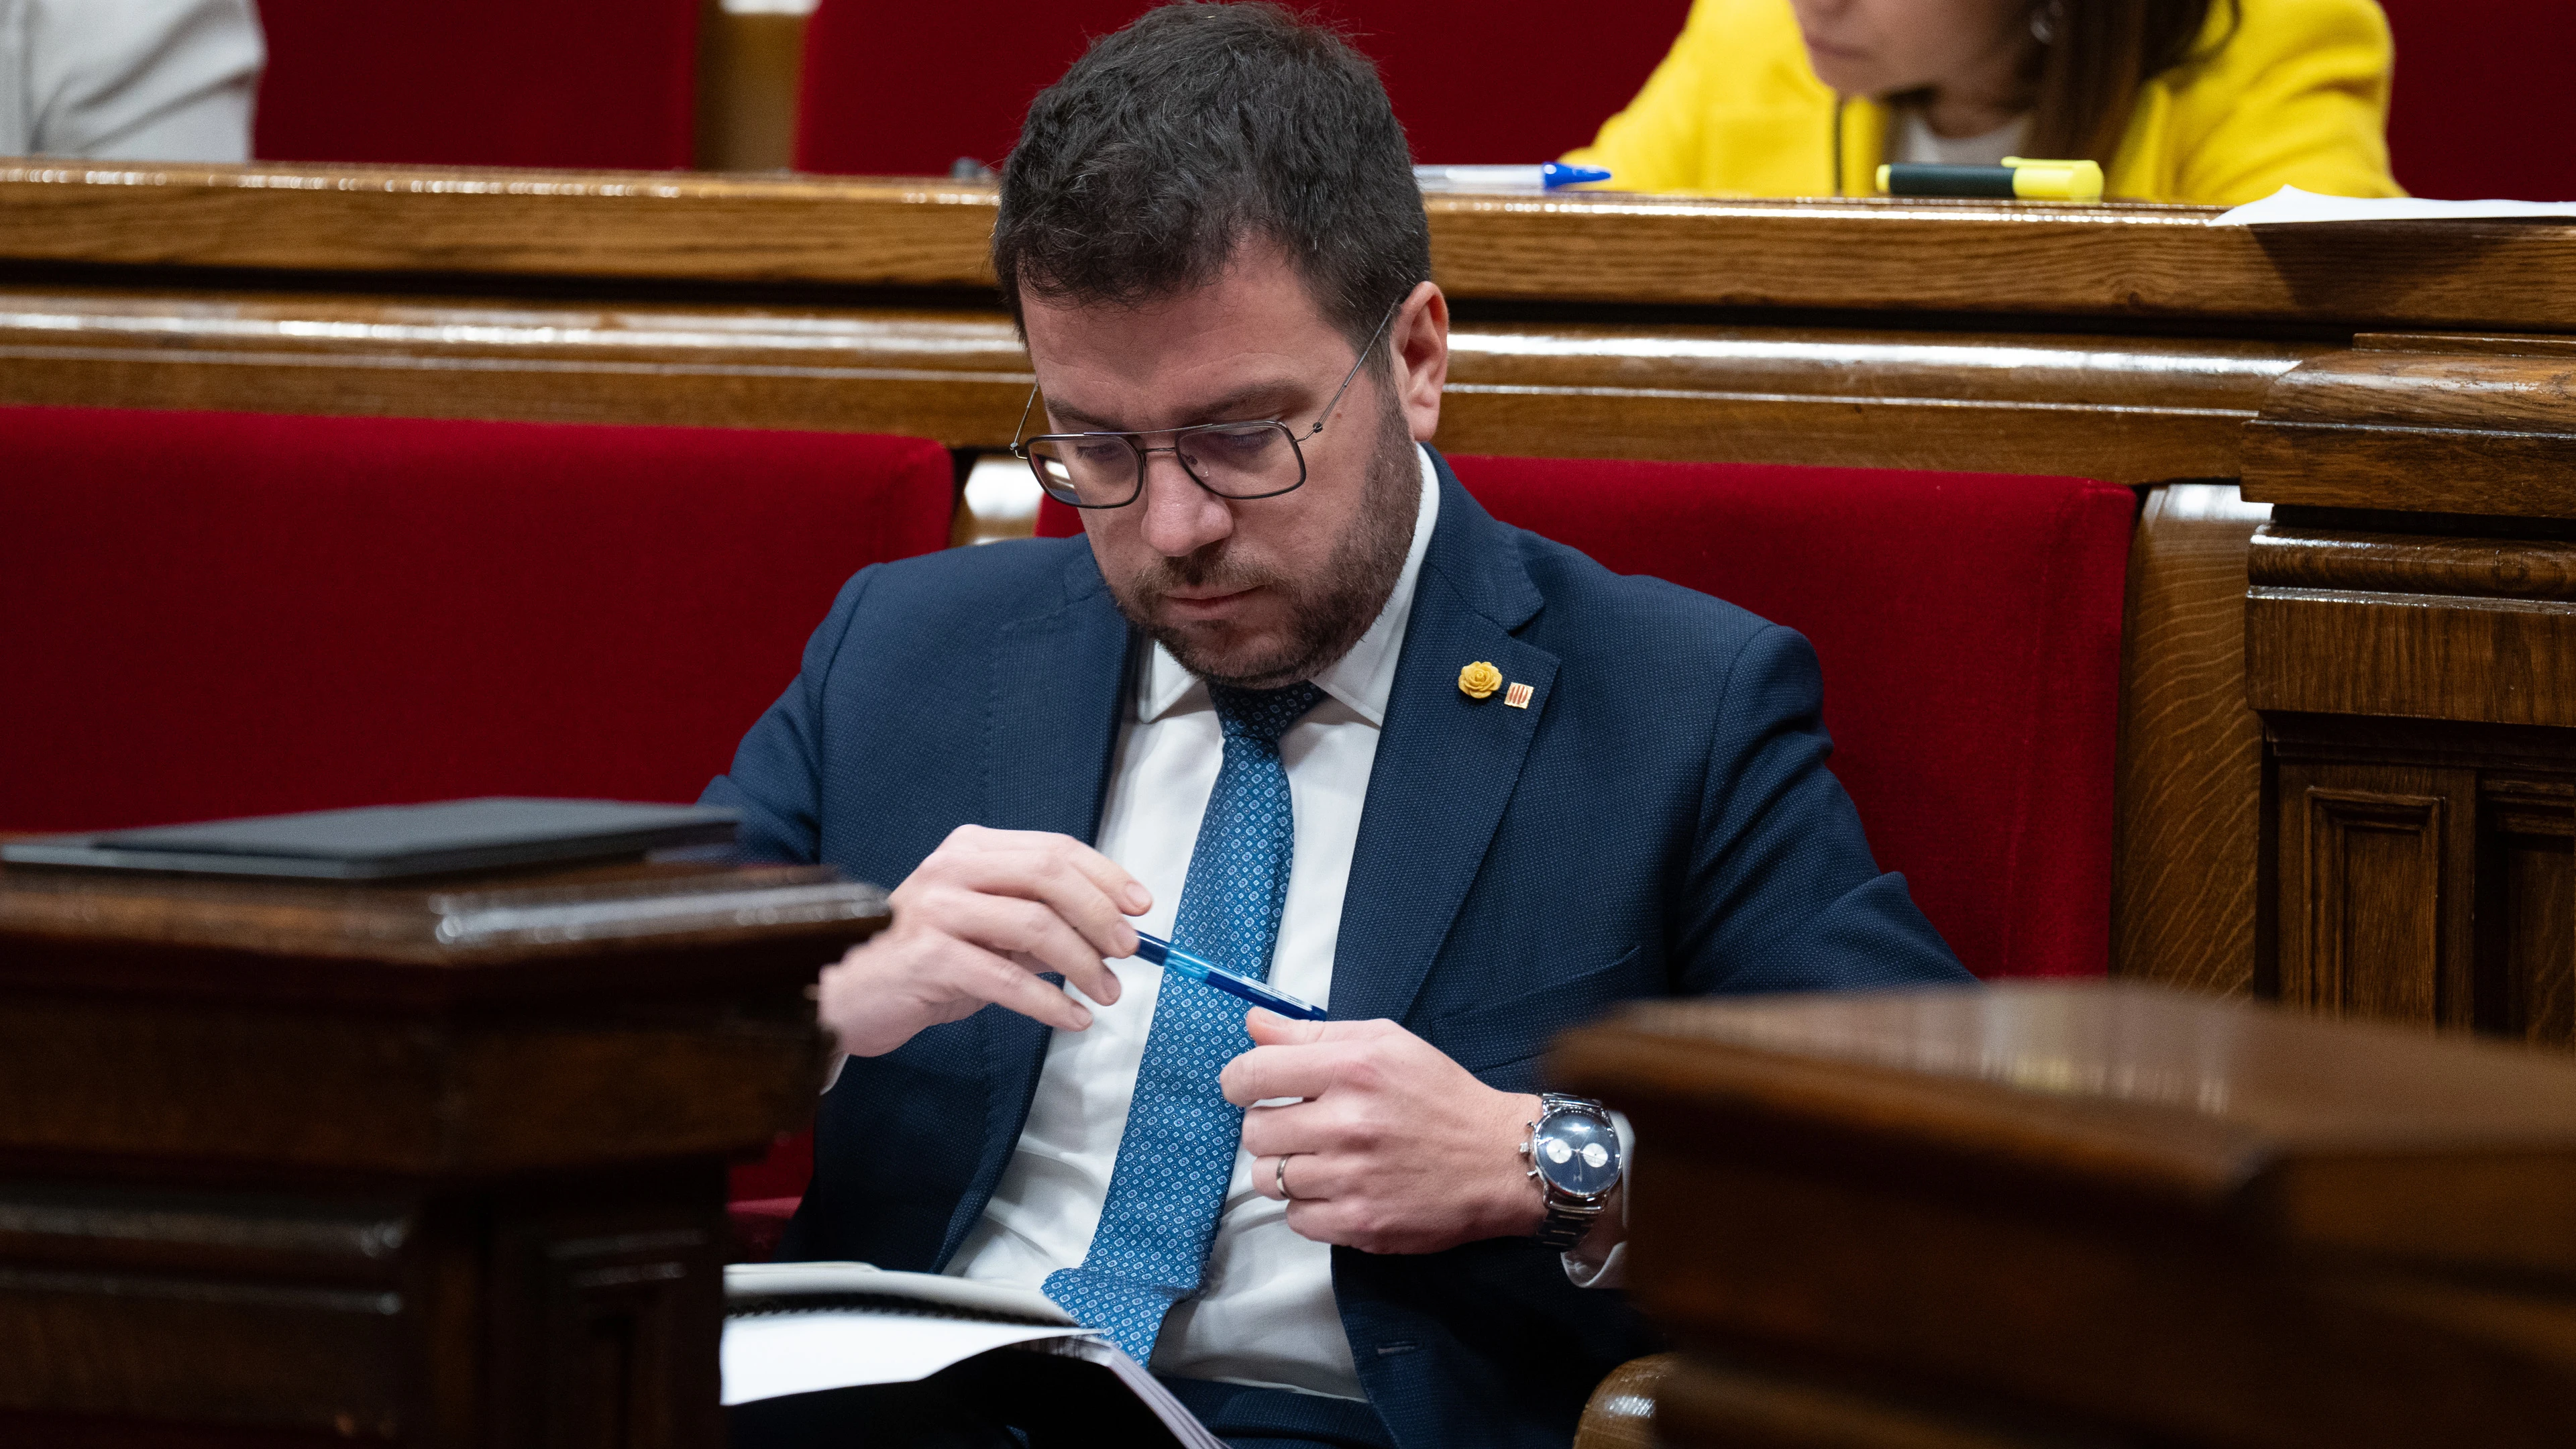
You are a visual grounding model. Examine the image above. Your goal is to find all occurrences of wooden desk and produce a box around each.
[4,161,2573,1034]
[1554,982,2576,1448]
[0,859,883,1446]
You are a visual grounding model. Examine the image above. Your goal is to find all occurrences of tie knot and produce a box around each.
[1208,681,1324,745]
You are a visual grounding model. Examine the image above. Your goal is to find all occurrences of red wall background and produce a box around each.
[2378,0,2576,201]
[254,0,701,169]
[793,0,1695,177]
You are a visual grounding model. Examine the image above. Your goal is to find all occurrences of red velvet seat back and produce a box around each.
[2379,0,2576,201]
[794,0,1691,176]
[1038,460,2133,979]
[254,0,700,168]
[0,407,955,833]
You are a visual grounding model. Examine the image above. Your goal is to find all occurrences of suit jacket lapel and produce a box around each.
[1332,453,1558,1026]
[983,547,1136,843]
[938,545,1135,1268]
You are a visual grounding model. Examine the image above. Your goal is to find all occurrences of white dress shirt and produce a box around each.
[0,0,263,162]
[947,447,1445,1399]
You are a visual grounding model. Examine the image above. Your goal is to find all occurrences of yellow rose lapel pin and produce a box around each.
[1458,661,1502,700]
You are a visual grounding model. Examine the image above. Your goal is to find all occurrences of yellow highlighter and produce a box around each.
[1876,156,2105,202]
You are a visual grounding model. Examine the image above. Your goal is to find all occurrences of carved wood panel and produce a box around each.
[2247,507,2576,1044]
[484,1177,727,1449]
[2278,767,2465,1027]
[2479,780,2576,1044]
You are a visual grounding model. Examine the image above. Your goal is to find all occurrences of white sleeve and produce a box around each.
[23,0,264,162]
[1559,1110,1633,1290]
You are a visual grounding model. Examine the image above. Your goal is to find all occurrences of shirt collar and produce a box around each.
[1138,443,1442,729]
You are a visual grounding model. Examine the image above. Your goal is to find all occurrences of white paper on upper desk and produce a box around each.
[2213,184,2576,226]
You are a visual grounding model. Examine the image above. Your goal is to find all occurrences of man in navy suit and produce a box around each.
[708,5,1969,1446]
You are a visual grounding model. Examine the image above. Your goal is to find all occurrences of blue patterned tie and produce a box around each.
[1044,680,1324,1362]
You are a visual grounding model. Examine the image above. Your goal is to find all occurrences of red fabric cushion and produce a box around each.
[254,0,700,168]
[2380,1,2576,201]
[732,1126,816,1203]
[0,407,955,833]
[794,0,1692,176]
[727,1196,805,1263]
[1037,460,2133,979]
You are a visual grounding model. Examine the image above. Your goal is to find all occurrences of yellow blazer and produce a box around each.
[1565,0,2401,203]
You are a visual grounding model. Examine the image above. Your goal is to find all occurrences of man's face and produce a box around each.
[1021,247,1447,689]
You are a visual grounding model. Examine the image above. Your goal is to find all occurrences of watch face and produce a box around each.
[1533,1111,1619,1197]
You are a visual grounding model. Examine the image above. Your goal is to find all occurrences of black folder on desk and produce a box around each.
[0,798,739,880]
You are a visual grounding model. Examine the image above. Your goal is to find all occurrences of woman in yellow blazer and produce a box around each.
[1566,0,2401,203]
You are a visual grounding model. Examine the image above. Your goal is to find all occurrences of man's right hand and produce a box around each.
[816,825,1151,1059]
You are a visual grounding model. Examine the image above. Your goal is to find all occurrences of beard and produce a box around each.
[1108,388,1419,691]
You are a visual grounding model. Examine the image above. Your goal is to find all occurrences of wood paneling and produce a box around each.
[0,861,881,1446]
[4,163,2575,328]
[1652,1356,2082,1449]
[1444,324,2308,480]
[1554,982,2576,1448]
[2249,528,2576,601]
[0,286,2310,477]
[2480,780,2576,1045]
[2279,773,2456,1026]
[2248,525,2576,730]
[0,163,1004,289]
[2249,588,2576,729]
[2262,720,2576,1048]
[0,288,1036,445]
[2113,485,2270,996]
[2244,350,2576,518]
[1427,195,2576,327]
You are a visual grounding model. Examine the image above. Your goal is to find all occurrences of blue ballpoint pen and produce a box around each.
[1412,162,1613,192]
[1130,929,1330,1021]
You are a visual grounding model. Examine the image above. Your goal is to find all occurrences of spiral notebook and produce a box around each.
[722,1261,1224,1449]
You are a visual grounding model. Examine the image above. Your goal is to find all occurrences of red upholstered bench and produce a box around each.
[1041,457,2135,980]
[0,405,957,1251]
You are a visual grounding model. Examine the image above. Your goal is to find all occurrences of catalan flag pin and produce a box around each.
[1505,682,1534,709]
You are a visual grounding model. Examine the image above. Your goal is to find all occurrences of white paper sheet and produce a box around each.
[727,1260,1077,1323]
[720,1311,1095,1404]
[718,1261,1228,1449]
[2213,184,2576,227]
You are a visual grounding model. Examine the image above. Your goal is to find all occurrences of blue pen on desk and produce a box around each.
[1131,930,1330,1021]
[1413,163,1612,192]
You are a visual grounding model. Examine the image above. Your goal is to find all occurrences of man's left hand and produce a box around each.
[1222,1010,1546,1254]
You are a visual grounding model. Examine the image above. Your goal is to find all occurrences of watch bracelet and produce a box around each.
[1525,1093,1617,1252]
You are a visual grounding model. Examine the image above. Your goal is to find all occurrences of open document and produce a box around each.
[722,1262,1226,1449]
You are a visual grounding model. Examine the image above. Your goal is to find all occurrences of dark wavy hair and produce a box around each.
[2024,0,2243,163]
[991,3,1430,356]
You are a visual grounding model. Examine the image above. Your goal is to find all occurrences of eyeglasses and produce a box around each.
[1007,300,1402,510]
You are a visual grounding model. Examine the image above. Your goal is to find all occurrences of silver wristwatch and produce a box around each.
[1521,1093,1622,1251]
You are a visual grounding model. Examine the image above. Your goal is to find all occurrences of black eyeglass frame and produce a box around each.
[1006,299,1404,510]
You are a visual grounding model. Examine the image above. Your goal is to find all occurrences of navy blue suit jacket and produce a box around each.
[704,451,1970,1448]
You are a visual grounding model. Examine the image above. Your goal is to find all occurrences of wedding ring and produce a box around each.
[1275,1153,1298,1201]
